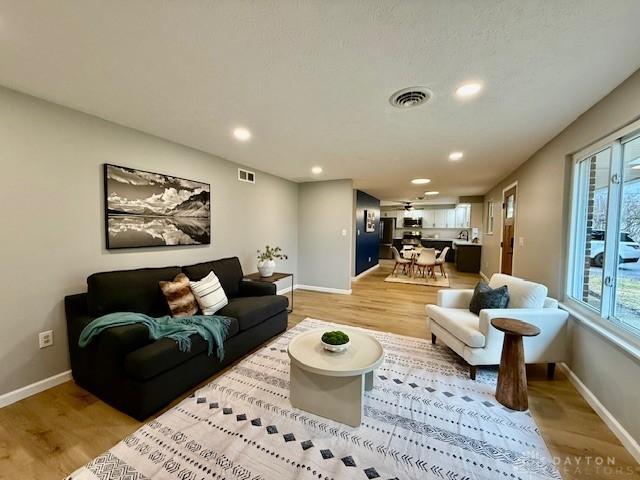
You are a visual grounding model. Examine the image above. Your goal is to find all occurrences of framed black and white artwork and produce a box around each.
[104,164,211,249]
[365,209,376,232]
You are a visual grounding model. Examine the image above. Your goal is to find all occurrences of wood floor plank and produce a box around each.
[0,260,637,479]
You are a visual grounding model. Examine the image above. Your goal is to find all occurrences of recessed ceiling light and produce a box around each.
[424,191,439,196]
[233,127,251,141]
[411,178,431,185]
[449,151,464,161]
[311,166,323,175]
[456,83,482,98]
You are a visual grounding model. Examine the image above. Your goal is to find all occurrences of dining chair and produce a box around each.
[435,246,450,278]
[414,248,436,278]
[391,246,412,276]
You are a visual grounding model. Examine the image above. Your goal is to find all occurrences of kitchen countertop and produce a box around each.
[393,237,482,246]
[393,237,457,241]
[452,240,482,246]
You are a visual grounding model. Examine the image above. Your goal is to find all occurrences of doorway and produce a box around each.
[501,184,517,275]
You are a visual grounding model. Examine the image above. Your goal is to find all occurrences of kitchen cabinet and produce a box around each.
[423,209,435,228]
[396,210,406,227]
[383,205,471,229]
[455,205,470,228]
[446,209,456,228]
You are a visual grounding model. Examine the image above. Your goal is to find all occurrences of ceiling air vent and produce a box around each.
[389,87,431,109]
[238,168,255,184]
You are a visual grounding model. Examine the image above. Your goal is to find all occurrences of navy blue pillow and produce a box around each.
[469,281,509,315]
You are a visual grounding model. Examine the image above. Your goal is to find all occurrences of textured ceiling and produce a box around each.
[1,1,639,202]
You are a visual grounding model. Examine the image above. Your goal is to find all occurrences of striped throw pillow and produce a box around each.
[190,271,229,315]
[159,273,198,317]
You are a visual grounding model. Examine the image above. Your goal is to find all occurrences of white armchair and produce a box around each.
[426,273,569,379]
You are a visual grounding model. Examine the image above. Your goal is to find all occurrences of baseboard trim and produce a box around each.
[296,284,352,295]
[352,264,379,281]
[0,370,72,409]
[558,362,640,463]
[479,271,490,282]
[277,285,299,295]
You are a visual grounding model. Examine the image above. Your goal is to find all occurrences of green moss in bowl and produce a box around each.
[321,331,350,345]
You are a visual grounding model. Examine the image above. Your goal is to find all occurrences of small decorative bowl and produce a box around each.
[321,339,350,352]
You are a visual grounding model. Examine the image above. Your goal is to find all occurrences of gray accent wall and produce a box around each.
[0,86,299,396]
[481,69,640,444]
[298,180,354,291]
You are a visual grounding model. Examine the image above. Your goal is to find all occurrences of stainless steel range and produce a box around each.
[402,231,422,246]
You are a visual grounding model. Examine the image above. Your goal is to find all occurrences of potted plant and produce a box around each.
[256,245,288,277]
[321,331,350,352]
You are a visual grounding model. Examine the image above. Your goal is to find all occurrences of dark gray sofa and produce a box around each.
[65,257,288,420]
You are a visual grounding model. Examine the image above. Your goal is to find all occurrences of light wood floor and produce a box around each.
[0,261,638,479]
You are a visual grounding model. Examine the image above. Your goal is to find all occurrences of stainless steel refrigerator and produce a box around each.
[379,217,395,259]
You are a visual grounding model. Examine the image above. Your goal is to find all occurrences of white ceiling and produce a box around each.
[1,1,640,202]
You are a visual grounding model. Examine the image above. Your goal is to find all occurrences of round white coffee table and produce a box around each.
[287,328,384,427]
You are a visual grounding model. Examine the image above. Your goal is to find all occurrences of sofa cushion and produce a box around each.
[489,273,547,309]
[182,257,243,298]
[124,318,240,381]
[88,266,181,317]
[218,295,288,331]
[159,273,198,317]
[469,282,509,315]
[426,305,485,348]
[190,271,228,314]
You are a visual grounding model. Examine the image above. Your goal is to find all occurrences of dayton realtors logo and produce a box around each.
[514,451,639,479]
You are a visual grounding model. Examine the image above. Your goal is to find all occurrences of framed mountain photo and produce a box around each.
[104,164,211,249]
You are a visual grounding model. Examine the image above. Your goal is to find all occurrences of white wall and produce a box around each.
[481,68,640,445]
[0,86,298,396]
[298,180,354,292]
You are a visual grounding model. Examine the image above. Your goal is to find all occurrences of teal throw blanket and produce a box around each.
[78,312,233,360]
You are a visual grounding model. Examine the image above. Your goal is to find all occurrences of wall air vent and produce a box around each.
[238,168,255,184]
[389,87,431,109]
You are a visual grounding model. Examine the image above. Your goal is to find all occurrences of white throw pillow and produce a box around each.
[190,271,228,315]
[488,273,547,309]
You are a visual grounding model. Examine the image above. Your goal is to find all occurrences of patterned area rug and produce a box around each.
[384,272,450,287]
[67,318,560,480]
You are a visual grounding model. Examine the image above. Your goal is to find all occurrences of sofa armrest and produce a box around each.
[65,293,152,381]
[479,308,569,355]
[437,289,474,309]
[239,280,276,297]
[65,294,93,347]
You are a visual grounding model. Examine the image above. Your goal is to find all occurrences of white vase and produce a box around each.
[258,259,276,277]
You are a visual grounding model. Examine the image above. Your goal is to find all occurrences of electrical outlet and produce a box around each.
[519,237,525,247]
[39,330,53,349]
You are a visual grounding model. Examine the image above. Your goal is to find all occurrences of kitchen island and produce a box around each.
[452,240,482,273]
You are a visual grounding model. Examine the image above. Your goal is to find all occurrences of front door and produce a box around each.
[501,185,517,275]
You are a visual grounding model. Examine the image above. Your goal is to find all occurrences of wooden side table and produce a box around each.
[243,272,294,313]
[490,318,541,411]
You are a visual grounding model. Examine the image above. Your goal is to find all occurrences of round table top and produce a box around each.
[287,328,384,377]
[490,318,541,337]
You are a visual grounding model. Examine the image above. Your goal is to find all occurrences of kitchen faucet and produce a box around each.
[458,230,469,241]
